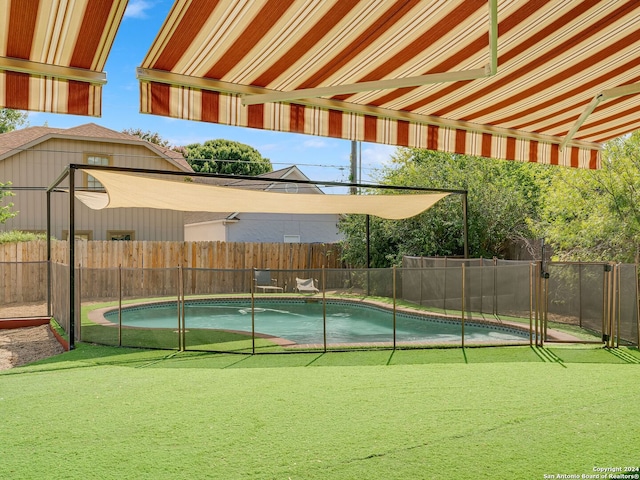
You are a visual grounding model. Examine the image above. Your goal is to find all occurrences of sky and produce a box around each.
[27,0,398,186]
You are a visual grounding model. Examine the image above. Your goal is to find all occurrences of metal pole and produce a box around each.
[77,266,82,342]
[493,257,497,316]
[535,262,541,347]
[366,214,371,296]
[69,167,75,350]
[542,272,548,346]
[182,266,186,351]
[178,265,184,351]
[322,266,327,353]
[350,140,358,195]
[462,193,469,259]
[118,265,122,347]
[46,190,52,317]
[393,266,397,350]
[529,263,533,347]
[615,264,621,348]
[461,263,465,348]
[636,263,640,349]
[251,269,255,355]
[366,214,370,268]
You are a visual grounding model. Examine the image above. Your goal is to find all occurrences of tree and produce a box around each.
[122,128,172,148]
[339,149,545,267]
[0,181,17,224]
[0,109,25,224]
[537,131,640,263]
[0,108,28,133]
[183,139,272,175]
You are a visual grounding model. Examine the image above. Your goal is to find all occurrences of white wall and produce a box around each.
[184,221,227,242]
[226,213,342,243]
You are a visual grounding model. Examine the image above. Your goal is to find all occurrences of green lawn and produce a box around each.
[2,344,640,479]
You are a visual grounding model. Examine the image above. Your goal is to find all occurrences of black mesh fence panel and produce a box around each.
[617,264,639,346]
[547,263,606,339]
[182,269,253,353]
[494,264,532,318]
[51,262,70,335]
[580,264,607,335]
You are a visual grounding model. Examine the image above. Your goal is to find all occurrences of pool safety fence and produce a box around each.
[4,259,638,351]
[77,266,534,353]
[44,261,636,352]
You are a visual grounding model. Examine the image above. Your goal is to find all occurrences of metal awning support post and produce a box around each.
[46,189,52,317]
[68,166,76,349]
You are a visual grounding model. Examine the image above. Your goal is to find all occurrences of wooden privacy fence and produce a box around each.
[1,241,49,305]
[0,240,344,305]
[0,240,343,269]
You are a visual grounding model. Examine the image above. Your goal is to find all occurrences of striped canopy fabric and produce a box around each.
[137,0,640,169]
[0,0,126,116]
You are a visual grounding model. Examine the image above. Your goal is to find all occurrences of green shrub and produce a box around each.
[0,230,48,244]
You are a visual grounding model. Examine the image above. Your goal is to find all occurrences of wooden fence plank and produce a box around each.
[1,240,344,304]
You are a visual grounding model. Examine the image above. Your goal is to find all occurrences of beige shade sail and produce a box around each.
[137,0,640,169]
[75,169,451,220]
[0,0,127,116]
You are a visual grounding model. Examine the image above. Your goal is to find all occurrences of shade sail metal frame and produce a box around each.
[46,163,469,349]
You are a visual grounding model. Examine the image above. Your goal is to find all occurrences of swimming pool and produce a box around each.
[102,298,529,346]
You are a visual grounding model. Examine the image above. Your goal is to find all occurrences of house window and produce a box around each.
[107,230,135,241]
[62,230,93,241]
[84,154,110,189]
[284,235,301,243]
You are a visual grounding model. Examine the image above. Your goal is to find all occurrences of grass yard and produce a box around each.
[1,344,640,479]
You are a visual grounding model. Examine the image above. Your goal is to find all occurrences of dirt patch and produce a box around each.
[0,324,65,371]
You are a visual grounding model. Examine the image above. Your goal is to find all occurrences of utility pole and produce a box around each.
[350,140,359,194]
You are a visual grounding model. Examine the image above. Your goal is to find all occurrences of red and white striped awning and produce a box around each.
[0,0,126,116]
[137,0,640,169]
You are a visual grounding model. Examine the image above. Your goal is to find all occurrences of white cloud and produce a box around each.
[124,0,152,19]
[302,138,327,148]
[256,142,281,152]
[361,144,396,168]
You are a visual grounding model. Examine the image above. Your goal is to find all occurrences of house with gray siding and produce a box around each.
[184,166,342,244]
[0,123,192,241]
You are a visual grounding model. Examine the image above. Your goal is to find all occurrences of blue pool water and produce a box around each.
[104,299,529,345]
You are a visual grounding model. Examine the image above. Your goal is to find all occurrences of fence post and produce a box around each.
[393,265,397,350]
[118,264,122,347]
[179,265,185,352]
[461,263,465,348]
[322,266,327,353]
[251,268,255,355]
[493,257,498,316]
[529,263,534,347]
[535,262,541,347]
[616,264,621,348]
[636,263,640,348]
[543,270,548,346]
